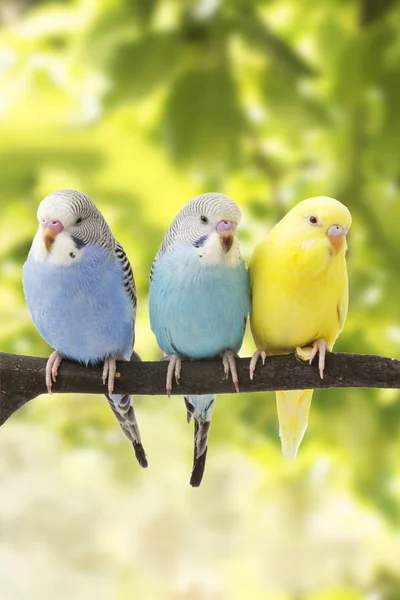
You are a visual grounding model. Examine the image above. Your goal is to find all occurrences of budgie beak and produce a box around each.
[41,218,64,252]
[217,220,237,253]
[327,224,348,254]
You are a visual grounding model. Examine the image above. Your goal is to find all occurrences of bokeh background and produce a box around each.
[1,0,400,598]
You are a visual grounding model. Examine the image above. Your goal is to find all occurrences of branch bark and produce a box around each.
[1,351,400,426]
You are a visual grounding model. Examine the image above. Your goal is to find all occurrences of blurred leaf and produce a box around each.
[163,65,244,172]
[130,0,159,26]
[105,32,181,104]
[373,71,400,172]
[360,0,397,26]
[261,65,329,128]
[238,9,317,77]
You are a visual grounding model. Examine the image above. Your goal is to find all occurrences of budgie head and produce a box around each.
[32,189,113,265]
[158,192,243,266]
[278,196,352,256]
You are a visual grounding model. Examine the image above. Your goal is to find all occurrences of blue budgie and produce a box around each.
[22,189,147,467]
[149,193,250,486]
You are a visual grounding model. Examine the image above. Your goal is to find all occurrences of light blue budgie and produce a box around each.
[149,193,250,486]
[22,189,147,467]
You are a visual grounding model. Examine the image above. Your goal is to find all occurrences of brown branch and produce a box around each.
[1,351,400,426]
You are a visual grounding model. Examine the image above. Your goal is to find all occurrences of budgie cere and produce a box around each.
[249,196,351,459]
[149,193,251,486]
[23,189,148,468]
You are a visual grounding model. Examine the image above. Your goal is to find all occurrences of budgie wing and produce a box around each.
[337,271,348,336]
[149,255,158,285]
[114,240,137,319]
[108,243,146,466]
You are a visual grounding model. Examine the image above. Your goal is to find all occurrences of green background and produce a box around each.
[1,0,400,598]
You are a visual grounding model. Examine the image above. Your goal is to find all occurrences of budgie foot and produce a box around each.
[249,349,268,380]
[296,339,329,379]
[161,354,182,397]
[102,357,117,396]
[222,350,240,392]
[45,351,63,394]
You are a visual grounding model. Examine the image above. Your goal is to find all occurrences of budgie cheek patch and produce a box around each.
[30,230,86,266]
[193,234,208,248]
[195,230,242,267]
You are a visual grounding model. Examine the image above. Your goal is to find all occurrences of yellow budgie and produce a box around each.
[249,196,352,459]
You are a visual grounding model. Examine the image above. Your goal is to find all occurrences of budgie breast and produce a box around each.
[250,237,348,353]
[150,246,250,359]
[23,244,133,363]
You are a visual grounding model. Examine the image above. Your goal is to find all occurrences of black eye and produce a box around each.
[76,217,82,224]
[200,215,209,224]
[308,215,319,225]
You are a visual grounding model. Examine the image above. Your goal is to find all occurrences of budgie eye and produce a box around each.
[75,217,83,224]
[200,215,209,224]
[307,214,319,225]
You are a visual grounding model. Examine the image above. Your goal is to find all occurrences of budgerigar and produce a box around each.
[22,189,148,467]
[149,193,250,486]
[249,196,352,459]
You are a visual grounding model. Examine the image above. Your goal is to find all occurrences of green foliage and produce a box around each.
[163,65,244,171]
[1,0,400,598]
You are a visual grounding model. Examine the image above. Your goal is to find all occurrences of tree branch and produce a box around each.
[1,351,400,426]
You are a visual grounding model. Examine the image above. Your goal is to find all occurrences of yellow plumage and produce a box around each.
[249,196,352,458]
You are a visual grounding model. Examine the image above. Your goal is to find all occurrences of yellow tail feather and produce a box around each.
[275,389,313,459]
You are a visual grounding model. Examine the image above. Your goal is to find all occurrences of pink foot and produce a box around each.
[45,351,63,394]
[103,357,117,396]
[161,354,182,397]
[297,339,329,379]
[249,349,268,380]
[222,350,239,393]
[309,339,329,379]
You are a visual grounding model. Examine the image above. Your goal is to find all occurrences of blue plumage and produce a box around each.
[22,188,147,468]
[150,244,250,358]
[149,192,250,486]
[23,244,133,364]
